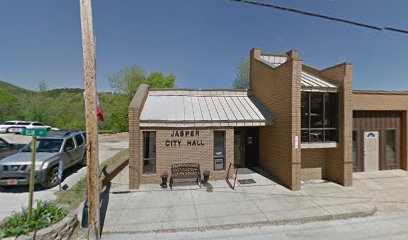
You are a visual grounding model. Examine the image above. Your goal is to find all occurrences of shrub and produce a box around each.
[0,200,68,238]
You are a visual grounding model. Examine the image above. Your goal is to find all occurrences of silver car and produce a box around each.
[0,131,87,188]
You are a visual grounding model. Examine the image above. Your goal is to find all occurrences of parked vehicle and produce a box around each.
[0,130,86,188]
[0,138,25,160]
[0,121,20,133]
[7,121,55,134]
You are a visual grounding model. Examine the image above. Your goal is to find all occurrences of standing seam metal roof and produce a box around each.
[139,90,273,127]
[259,55,338,92]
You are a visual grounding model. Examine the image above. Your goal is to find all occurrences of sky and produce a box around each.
[0,0,407,92]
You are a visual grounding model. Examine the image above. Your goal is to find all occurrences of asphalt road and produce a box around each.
[103,211,408,240]
[0,133,128,220]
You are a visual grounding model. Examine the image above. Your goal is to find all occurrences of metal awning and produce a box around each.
[259,55,338,92]
[300,71,337,92]
[139,90,273,127]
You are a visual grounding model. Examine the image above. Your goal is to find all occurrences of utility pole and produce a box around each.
[27,136,36,219]
[79,0,100,239]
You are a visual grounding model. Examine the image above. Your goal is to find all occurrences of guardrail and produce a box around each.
[99,156,129,190]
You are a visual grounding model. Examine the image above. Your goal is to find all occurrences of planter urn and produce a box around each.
[160,173,168,188]
[203,170,210,183]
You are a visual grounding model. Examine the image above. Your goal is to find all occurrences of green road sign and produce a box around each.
[20,128,48,137]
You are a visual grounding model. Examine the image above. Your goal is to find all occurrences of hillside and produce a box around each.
[0,81,117,131]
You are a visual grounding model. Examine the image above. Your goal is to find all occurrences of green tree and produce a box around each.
[0,91,20,121]
[38,81,48,92]
[108,66,146,96]
[107,65,176,132]
[146,72,176,88]
[232,58,250,89]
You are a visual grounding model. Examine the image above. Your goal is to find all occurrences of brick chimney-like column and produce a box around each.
[286,50,299,60]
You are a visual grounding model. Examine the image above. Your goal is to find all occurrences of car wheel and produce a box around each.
[5,128,10,133]
[41,166,60,189]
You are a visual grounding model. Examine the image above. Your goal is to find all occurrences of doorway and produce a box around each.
[353,111,402,171]
[363,131,379,171]
[234,128,259,168]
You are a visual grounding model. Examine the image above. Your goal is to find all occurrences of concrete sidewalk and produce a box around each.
[98,168,408,234]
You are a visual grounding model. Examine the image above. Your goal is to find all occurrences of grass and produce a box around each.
[100,148,129,171]
[54,176,88,210]
[0,201,68,238]
[55,148,129,209]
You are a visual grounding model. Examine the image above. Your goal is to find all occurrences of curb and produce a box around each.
[102,205,377,235]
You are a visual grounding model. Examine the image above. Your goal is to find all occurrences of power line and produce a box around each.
[384,26,408,34]
[230,0,408,35]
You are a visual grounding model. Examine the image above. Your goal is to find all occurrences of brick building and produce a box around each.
[128,48,408,190]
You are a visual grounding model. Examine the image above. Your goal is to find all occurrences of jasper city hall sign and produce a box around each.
[165,130,205,147]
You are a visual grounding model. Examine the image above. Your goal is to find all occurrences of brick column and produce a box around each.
[128,84,149,189]
[250,48,302,190]
[322,63,353,186]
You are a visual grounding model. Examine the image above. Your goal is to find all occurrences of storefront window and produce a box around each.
[310,93,323,128]
[301,93,309,129]
[324,92,337,128]
[214,131,225,170]
[143,131,156,174]
[301,92,338,143]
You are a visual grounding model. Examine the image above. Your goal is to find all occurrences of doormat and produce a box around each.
[238,179,256,185]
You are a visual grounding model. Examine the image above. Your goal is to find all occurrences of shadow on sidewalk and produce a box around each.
[99,182,111,235]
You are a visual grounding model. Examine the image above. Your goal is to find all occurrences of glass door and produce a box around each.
[234,131,242,167]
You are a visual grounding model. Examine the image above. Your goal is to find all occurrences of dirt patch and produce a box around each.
[98,132,128,143]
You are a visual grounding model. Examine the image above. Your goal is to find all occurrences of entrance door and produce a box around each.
[244,128,259,167]
[233,128,259,168]
[234,131,244,167]
[364,131,379,171]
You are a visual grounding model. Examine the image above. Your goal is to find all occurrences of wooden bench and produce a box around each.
[169,163,201,189]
